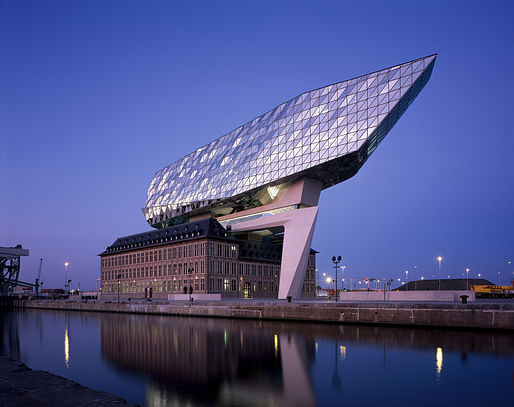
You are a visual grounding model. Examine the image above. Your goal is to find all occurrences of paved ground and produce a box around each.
[0,356,136,407]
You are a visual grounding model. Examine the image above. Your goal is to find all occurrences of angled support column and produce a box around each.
[231,206,318,299]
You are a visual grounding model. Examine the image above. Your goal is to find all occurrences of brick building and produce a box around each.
[100,218,315,300]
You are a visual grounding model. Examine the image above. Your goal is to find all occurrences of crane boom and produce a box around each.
[38,258,43,280]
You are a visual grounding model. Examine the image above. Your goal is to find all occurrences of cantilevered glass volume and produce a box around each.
[138,54,436,299]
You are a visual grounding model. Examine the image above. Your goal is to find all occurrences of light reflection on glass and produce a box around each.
[436,347,443,379]
[64,327,70,368]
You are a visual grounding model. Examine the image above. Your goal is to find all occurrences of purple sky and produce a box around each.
[1,0,513,290]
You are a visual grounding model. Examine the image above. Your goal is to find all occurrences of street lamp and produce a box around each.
[466,268,470,290]
[188,267,195,301]
[405,270,409,291]
[341,266,346,291]
[332,256,341,302]
[315,268,319,298]
[117,274,121,303]
[64,262,69,290]
[437,256,442,291]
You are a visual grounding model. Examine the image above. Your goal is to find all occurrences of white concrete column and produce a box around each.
[231,206,318,299]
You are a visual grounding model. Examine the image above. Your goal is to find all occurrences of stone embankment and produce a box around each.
[21,300,514,330]
[0,356,136,407]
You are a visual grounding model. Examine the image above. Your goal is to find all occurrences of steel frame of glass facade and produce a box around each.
[143,54,436,229]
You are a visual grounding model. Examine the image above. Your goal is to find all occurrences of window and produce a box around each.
[251,265,256,276]
[159,250,162,261]
[194,244,198,256]
[200,279,205,291]
[231,245,237,258]
[195,279,199,291]
[217,278,222,291]
[224,279,230,291]
[172,248,176,259]
[231,279,236,291]
[258,265,262,276]
[231,263,236,275]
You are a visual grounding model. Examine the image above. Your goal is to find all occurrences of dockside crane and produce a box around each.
[35,258,43,296]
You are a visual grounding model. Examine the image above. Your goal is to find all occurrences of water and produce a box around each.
[1,309,513,406]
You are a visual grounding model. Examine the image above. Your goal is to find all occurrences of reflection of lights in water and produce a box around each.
[64,328,70,368]
[224,329,228,348]
[340,345,346,360]
[436,347,443,378]
[315,342,318,353]
[274,334,278,357]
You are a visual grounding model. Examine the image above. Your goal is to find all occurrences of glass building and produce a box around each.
[144,54,436,229]
[136,55,436,299]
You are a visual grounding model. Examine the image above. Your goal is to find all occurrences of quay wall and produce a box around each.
[20,300,514,330]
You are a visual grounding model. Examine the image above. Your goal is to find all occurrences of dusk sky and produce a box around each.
[1,0,512,290]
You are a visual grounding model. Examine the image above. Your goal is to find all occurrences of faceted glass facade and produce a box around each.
[144,55,436,228]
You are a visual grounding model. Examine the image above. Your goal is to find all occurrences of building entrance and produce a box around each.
[243,282,251,299]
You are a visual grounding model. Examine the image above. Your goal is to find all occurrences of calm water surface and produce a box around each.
[1,309,513,406]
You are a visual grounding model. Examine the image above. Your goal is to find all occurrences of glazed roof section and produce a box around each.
[144,55,436,220]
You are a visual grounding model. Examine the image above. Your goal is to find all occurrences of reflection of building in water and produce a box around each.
[0,311,20,360]
[101,315,316,406]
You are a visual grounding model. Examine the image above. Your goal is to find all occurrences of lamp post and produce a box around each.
[117,274,121,303]
[405,270,409,291]
[188,267,194,301]
[315,268,319,299]
[332,256,341,302]
[466,268,470,290]
[341,266,346,291]
[64,262,69,290]
[437,256,442,290]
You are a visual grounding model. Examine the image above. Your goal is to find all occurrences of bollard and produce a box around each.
[287,296,292,303]
[460,295,468,304]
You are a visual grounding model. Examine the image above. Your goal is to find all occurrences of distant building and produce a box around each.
[99,218,315,300]
[396,278,493,291]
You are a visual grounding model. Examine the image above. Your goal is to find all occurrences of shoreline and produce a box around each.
[17,299,514,330]
[0,356,136,407]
